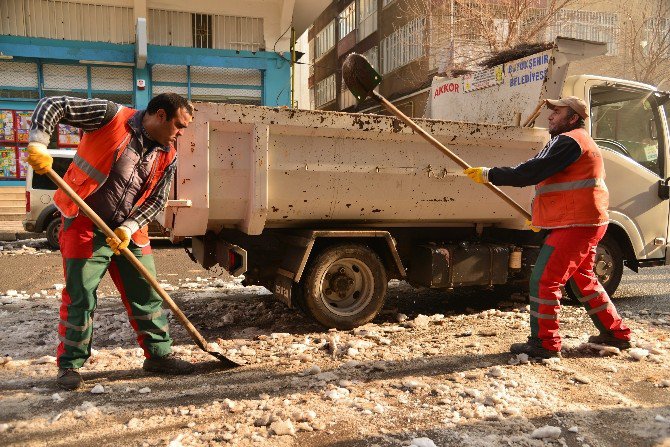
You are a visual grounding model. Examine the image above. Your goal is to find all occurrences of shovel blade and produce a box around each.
[342,53,382,102]
[209,350,243,368]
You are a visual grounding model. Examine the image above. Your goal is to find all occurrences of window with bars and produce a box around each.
[42,64,134,105]
[315,20,336,59]
[363,46,379,70]
[642,17,670,57]
[339,3,356,40]
[380,17,426,75]
[358,0,378,41]
[308,38,315,78]
[148,9,265,52]
[0,0,135,44]
[0,61,39,100]
[0,61,133,104]
[340,77,357,110]
[315,74,336,108]
[151,64,262,105]
[192,13,213,49]
[548,10,619,55]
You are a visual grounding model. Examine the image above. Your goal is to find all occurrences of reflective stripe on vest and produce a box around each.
[535,178,607,195]
[73,153,107,184]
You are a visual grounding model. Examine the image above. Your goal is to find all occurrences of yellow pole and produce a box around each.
[291,27,296,108]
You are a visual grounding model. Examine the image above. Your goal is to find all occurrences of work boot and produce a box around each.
[588,332,632,349]
[57,368,84,390]
[143,353,195,375]
[510,338,560,359]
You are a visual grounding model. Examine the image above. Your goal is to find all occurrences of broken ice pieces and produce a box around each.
[531,425,561,439]
[409,438,438,447]
[629,348,649,361]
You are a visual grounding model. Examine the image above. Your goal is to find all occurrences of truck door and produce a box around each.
[588,83,669,260]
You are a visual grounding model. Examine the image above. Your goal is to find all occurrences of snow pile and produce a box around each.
[0,239,51,255]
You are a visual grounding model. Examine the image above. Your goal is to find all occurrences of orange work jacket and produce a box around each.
[54,107,176,246]
[532,127,609,229]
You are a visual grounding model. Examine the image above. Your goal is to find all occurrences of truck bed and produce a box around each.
[161,103,549,237]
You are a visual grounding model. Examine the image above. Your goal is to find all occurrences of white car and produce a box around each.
[22,150,73,249]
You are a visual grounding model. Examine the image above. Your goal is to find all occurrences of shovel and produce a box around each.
[342,53,532,221]
[46,168,241,368]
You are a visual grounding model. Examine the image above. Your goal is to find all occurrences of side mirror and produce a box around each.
[659,178,670,200]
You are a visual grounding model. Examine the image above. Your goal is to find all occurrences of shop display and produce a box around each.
[0,110,15,142]
[0,109,79,180]
[17,147,28,178]
[16,111,31,143]
[0,147,18,179]
[58,123,81,146]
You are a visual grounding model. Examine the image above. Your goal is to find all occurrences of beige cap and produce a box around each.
[545,96,589,119]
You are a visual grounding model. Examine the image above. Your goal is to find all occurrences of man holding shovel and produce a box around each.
[25,93,195,390]
[464,97,632,359]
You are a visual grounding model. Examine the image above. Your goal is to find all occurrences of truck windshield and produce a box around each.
[32,157,72,191]
[590,85,664,177]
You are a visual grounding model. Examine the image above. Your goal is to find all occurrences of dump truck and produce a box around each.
[158,37,670,329]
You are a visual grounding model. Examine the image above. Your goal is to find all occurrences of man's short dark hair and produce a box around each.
[146,93,193,119]
[566,108,586,129]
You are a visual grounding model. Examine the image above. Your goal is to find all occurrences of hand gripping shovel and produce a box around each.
[342,53,531,221]
[46,168,241,368]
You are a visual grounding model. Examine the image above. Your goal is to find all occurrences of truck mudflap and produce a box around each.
[273,230,405,308]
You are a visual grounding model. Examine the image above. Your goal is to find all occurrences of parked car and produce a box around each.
[22,150,72,249]
[23,150,167,250]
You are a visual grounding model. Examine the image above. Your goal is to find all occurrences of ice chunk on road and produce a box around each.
[410,438,437,447]
[629,348,649,361]
[531,425,561,439]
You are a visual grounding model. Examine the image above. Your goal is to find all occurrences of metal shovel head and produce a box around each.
[342,53,382,102]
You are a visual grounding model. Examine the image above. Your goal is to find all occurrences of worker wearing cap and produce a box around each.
[464,96,631,359]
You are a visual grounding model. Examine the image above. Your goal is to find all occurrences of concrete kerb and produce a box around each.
[0,230,43,242]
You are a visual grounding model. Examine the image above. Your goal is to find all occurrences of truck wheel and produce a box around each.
[566,235,624,300]
[46,218,62,250]
[302,244,387,330]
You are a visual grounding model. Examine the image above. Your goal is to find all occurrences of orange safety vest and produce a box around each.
[532,127,609,229]
[54,107,176,246]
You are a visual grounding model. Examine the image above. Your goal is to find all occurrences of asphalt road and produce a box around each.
[1,239,668,317]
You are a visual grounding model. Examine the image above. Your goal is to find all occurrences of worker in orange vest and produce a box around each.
[25,94,195,390]
[465,97,631,358]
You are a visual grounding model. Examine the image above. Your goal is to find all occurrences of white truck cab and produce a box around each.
[563,75,670,268]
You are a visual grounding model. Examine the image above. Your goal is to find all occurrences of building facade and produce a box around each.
[307,0,651,117]
[0,0,325,185]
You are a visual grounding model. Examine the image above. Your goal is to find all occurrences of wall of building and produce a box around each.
[0,0,301,184]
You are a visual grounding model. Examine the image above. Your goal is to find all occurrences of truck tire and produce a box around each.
[46,218,62,251]
[565,234,624,301]
[302,244,387,330]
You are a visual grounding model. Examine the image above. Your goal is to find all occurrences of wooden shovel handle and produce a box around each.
[45,168,210,351]
[372,92,532,221]
[523,100,545,127]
